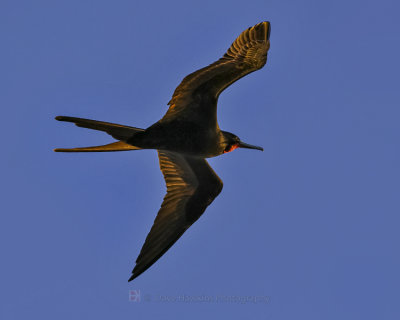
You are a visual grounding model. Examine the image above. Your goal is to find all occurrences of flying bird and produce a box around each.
[55,21,271,281]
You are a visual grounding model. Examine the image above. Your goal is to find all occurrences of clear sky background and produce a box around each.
[1,0,399,319]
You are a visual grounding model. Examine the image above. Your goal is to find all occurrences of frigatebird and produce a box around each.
[55,21,271,281]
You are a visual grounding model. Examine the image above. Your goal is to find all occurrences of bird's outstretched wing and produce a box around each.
[161,21,271,125]
[128,151,223,281]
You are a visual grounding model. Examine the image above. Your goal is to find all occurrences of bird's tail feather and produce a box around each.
[54,116,144,152]
[54,141,141,152]
[55,116,144,141]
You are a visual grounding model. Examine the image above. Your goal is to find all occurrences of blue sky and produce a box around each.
[1,0,399,319]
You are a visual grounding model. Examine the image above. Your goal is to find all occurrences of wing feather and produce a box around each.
[162,21,271,123]
[128,151,223,281]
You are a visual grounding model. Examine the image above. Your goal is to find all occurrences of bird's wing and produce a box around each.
[128,151,223,281]
[161,21,271,125]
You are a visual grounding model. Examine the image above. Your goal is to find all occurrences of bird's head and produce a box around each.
[220,131,263,154]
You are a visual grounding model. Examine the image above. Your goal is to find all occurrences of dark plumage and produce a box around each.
[54,21,271,281]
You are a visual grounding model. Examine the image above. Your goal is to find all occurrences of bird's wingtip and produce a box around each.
[258,21,271,40]
[128,274,136,282]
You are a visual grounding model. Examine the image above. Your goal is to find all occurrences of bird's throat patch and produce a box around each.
[224,143,239,153]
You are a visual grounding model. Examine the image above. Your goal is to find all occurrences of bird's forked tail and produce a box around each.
[54,116,144,152]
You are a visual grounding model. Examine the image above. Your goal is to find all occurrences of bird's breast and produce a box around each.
[132,120,220,157]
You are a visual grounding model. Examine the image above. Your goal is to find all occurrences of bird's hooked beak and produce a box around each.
[237,141,264,151]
